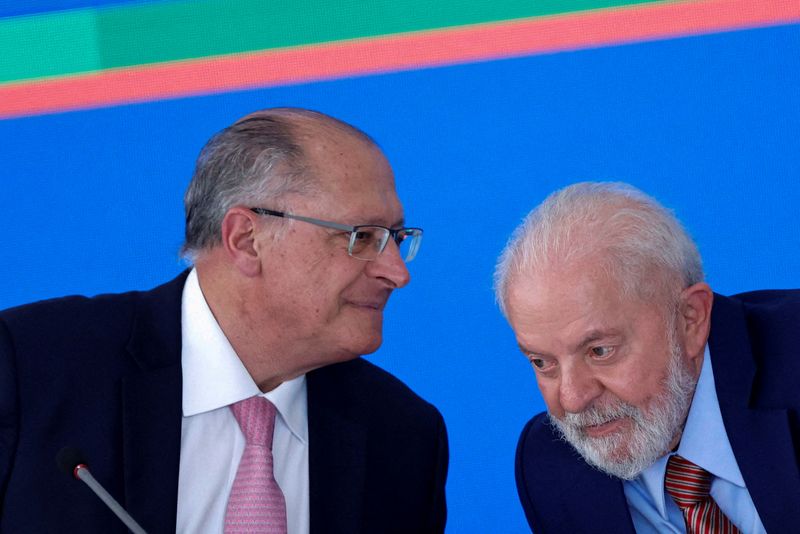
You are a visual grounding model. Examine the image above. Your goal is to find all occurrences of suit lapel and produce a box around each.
[520,416,635,533]
[556,460,635,532]
[121,272,187,533]
[709,294,800,531]
[306,367,367,534]
[121,366,182,533]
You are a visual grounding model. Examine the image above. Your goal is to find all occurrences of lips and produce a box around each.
[349,301,382,310]
[345,290,390,311]
[583,418,626,438]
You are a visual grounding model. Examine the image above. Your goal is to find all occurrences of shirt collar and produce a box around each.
[181,268,308,443]
[263,375,308,444]
[678,345,744,486]
[633,345,745,515]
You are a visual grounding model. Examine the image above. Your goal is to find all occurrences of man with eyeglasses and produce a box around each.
[0,108,447,533]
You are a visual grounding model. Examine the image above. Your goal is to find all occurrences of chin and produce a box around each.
[355,334,383,356]
[601,441,636,464]
[328,332,383,362]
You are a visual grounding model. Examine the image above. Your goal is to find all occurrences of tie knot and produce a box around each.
[230,396,277,447]
[665,455,712,507]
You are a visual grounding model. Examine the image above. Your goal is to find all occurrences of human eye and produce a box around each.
[350,228,381,249]
[353,229,374,243]
[348,227,380,256]
[589,346,614,360]
[528,354,556,373]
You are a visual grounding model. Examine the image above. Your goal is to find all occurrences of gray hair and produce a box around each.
[494,182,704,316]
[182,107,375,259]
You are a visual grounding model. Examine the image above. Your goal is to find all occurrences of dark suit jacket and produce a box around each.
[514,290,800,533]
[0,272,448,533]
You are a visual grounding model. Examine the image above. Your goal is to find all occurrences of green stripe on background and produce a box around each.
[2,0,667,84]
[0,10,100,83]
[96,0,666,67]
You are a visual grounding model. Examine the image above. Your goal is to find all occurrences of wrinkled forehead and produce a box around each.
[506,260,620,314]
[506,261,680,344]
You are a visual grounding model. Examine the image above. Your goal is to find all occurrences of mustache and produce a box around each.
[556,400,641,430]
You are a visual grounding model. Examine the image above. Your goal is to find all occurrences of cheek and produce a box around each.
[317,272,366,319]
[335,266,370,293]
[623,351,673,399]
[536,378,564,417]
[602,373,659,410]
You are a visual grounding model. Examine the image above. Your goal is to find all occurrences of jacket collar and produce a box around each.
[121,271,187,532]
[306,364,367,534]
[709,292,800,532]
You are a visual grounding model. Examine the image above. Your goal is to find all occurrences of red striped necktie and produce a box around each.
[664,455,741,534]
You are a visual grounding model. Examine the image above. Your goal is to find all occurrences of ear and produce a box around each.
[679,282,714,371]
[220,206,263,277]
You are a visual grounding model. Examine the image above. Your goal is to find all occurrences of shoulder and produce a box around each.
[516,413,576,528]
[308,359,448,531]
[516,412,584,502]
[0,271,189,325]
[307,358,445,442]
[0,291,139,352]
[308,358,443,427]
[714,289,800,343]
[0,291,141,406]
[516,412,583,487]
[711,289,800,405]
[712,289,800,346]
[515,413,630,532]
[716,289,800,324]
[729,288,800,306]
[0,272,187,367]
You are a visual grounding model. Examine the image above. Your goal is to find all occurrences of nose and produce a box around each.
[365,238,411,288]
[558,362,603,415]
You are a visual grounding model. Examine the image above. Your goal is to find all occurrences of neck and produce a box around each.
[194,259,284,391]
[195,258,332,392]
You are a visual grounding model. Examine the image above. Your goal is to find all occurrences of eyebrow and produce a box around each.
[368,217,406,229]
[517,342,541,357]
[573,330,622,352]
[517,329,623,357]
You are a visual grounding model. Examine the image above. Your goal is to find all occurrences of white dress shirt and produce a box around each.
[176,269,310,534]
[623,346,766,533]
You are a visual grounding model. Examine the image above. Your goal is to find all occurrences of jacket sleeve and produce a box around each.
[429,410,449,533]
[0,318,19,514]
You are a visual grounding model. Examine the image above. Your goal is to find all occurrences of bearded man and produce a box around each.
[494,182,800,533]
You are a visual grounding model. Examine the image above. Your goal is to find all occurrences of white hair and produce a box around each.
[494,182,704,316]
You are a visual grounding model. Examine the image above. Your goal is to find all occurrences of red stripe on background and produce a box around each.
[1,0,799,119]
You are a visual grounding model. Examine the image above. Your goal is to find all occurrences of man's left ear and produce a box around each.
[679,282,714,366]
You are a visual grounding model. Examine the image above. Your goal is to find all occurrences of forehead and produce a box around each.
[300,129,402,224]
[506,263,639,345]
[508,261,620,311]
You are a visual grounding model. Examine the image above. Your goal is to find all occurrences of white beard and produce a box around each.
[548,336,698,480]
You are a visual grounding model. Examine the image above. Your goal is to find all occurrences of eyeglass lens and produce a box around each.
[348,227,421,262]
[397,230,421,262]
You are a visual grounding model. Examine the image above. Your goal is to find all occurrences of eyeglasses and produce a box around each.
[250,208,423,262]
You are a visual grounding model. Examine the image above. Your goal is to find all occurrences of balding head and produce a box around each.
[182,107,378,259]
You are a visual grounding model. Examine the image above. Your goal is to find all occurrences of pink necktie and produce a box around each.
[665,455,741,534]
[224,396,288,534]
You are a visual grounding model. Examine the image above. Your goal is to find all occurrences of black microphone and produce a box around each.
[56,446,148,534]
